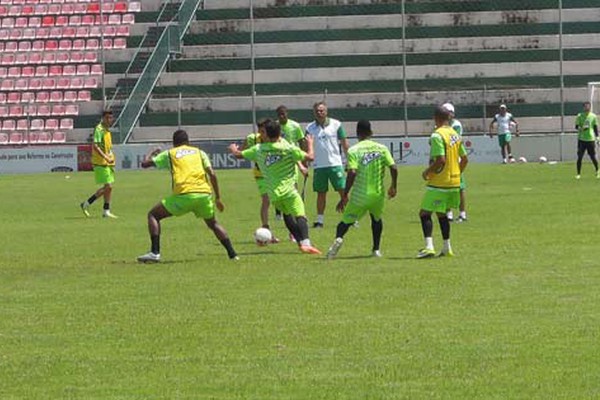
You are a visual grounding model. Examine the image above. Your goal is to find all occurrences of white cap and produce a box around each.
[442,103,455,113]
[499,104,507,109]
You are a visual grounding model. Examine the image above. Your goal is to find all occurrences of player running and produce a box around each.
[275,105,309,221]
[80,110,118,219]
[137,130,238,263]
[229,119,321,255]
[574,101,599,179]
[442,103,467,222]
[326,120,397,259]
[417,106,468,259]
[489,104,519,164]
[241,119,279,243]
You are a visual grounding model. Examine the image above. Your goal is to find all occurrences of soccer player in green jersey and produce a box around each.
[418,106,468,259]
[574,101,599,179]
[229,120,321,255]
[275,105,309,221]
[442,103,468,222]
[326,120,397,259]
[241,119,279,243]
[137,130,238,263]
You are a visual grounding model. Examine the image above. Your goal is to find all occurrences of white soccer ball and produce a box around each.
[539,156,548,163]
[254,228,272,246]
[518,156,527,163]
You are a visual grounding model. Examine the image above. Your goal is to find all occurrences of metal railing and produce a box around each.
[113,0,203,143]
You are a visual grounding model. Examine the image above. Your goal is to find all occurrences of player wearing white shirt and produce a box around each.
[305,101,349,228]
[489,104,520,163]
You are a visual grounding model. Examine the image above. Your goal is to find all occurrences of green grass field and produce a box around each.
[2,162,600,399]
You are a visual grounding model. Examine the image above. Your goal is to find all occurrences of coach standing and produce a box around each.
[306,101,349,228]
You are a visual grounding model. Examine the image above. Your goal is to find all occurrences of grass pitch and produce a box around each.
[1,162,600,399]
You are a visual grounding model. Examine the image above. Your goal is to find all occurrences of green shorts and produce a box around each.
[421,187,460,214]
[498,133,512,147]
[255,177,268,196]
[162,193,215,219]
[93,165,115,185]
[313,166,346,193]
[342,195,385,224]
[271,192,305,218]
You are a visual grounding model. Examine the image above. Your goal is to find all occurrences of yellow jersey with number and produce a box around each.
[427,126,464,189]
[153,145,213,195]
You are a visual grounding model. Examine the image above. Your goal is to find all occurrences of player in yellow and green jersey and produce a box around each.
[326,120,397,259]
[229,119,321,255]
[417,106,468,259]
[575,101,599,179]
[241,119,279,243]
[80,110,118,218]
[136,130,238,263]
[442,102,468,222]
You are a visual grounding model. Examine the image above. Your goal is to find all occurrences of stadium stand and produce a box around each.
[0,0,142,144]
[65,0,600,142]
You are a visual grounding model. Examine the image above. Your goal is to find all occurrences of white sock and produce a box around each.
[443,239,452,252]
[316,215,324,224]
[459,211,467,219]
[83,200,90,207]
[300,239,311,247]
[447,210,453,219]
[425,237,434,250]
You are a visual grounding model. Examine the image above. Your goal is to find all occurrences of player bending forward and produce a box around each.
[229,119,321,255]
[326,120,397,259]
[417,106,468,258]
[137,130,238,263]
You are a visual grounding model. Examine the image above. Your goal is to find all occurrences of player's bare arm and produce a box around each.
[93,143,112,163]
[488,121,495,137]
[336,169,356,213]
[340,138,350,155]
[228,143,243,159]
[141,147,161,168]
[206,167,225,212]
[459,154,469,173]
[303,134,315,162]
[423,156,446,180]
[388,165,398,199]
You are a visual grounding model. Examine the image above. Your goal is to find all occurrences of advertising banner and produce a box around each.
[0,146,78,174]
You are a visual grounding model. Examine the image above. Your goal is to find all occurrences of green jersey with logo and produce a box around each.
[241,139,306,200]
[280,119,305,147]
[346,139,395,202]
[576,112,598,142]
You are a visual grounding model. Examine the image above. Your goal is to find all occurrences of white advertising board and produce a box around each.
[0,146,78,174]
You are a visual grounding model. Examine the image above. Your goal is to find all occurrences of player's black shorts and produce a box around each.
[578,140,596,157]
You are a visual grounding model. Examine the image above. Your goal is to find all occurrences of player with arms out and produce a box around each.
[442,103,468,222]
[574,101,599,179]
[489,104,519,164]
[229,120,321,255]
[137,130,238,263]
[80,110,118,218]
[417,106,468,259]
[242,119,279,243]
[275,105,309,221]
[326,120,397,259]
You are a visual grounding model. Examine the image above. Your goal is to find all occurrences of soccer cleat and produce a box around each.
[372,250,382,258]
[416,248,436,259]
[312,222,324,229]
[502,159,508,164]
[439,248,455,257]
[103,211,119,219]
[230,256,240,261]
[270,236,280,244]
[457,216,467,223]
[576,175,581,180]
[80,202,90,217]
[596,171,600,179]
[289,233,297,243]
[300,244,322,255]
[137,252,160,263]
[326,238,344,259]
